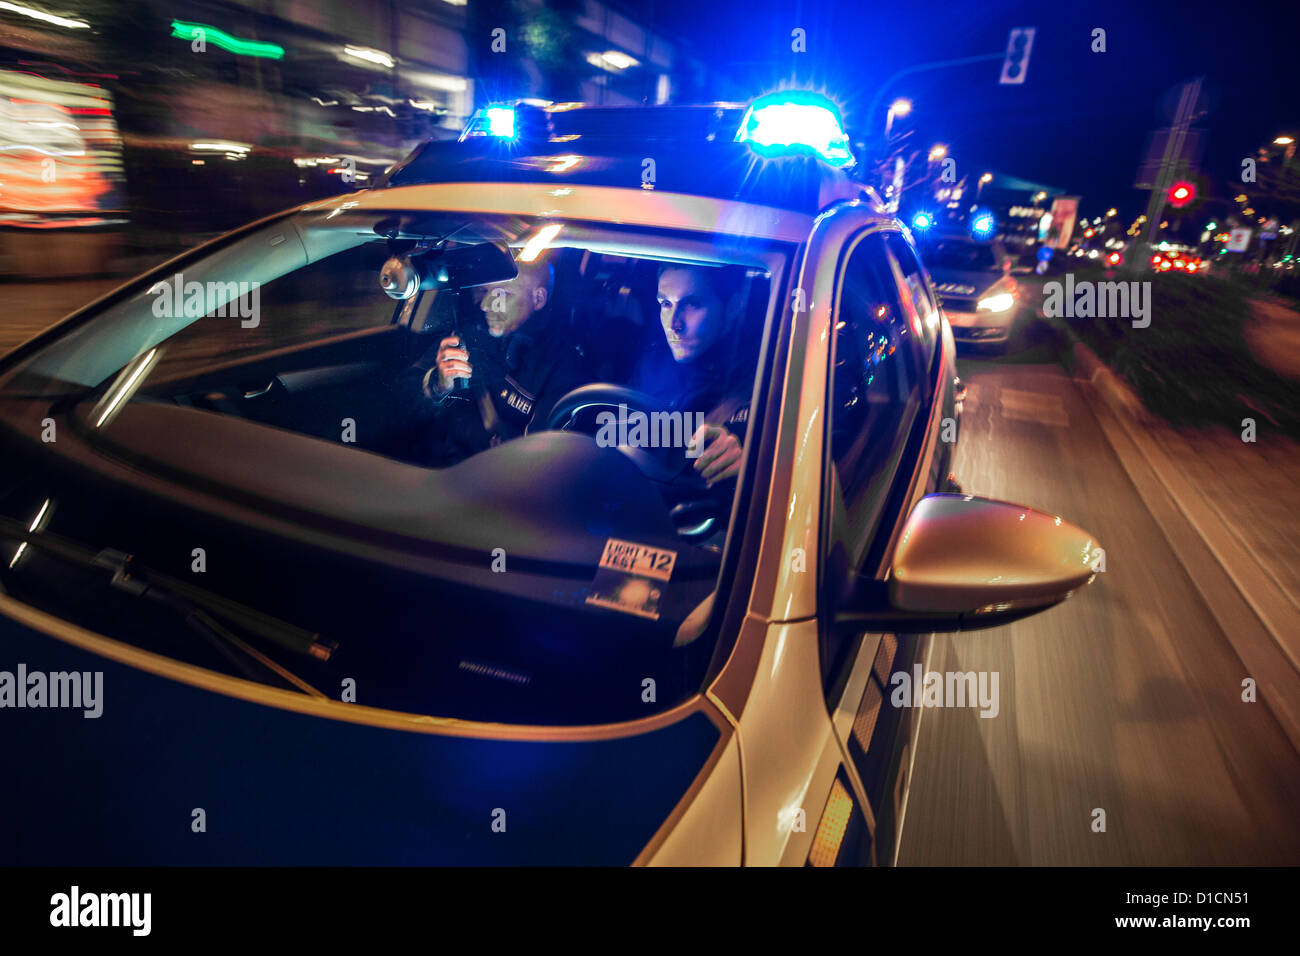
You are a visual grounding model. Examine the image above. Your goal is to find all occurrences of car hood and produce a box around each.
[928,268,1004,300]
[0,600,727,864]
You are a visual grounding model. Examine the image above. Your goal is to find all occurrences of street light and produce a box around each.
[885,98,911,139]
[928,143,947,161]
[1275,136,1295,145]
[1033,190,1047,202]
[1106,208,1117,217]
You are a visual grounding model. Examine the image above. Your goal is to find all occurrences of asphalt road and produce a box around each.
[898,343,1300,865]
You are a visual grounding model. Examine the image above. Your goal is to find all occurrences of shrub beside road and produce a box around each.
[1057,271,1300,438]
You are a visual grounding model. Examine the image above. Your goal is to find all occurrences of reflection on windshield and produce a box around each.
[0,209,788,725]
[923,240,997,271]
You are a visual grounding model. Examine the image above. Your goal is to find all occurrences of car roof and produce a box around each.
[378,102,877,218]
[303,181,821,244]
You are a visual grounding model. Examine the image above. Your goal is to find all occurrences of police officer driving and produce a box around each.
[633,262,756,487]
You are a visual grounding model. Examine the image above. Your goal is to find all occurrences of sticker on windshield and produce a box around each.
[584,538,677,620]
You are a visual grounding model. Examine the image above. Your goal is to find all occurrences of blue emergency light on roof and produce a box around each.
[911,211,934,231]
[735,92,855,169]
[485,106,516,138]
[460,105,518,141]
[971,211,996,236]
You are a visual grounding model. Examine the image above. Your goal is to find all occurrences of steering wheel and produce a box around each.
[543,383,722,538]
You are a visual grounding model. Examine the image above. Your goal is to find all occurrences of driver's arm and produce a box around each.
[690,400,749,487]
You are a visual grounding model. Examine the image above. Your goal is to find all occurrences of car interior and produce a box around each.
[94,228,775,542]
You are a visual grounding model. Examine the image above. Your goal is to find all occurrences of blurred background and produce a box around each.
[2,0,1296,281]
[0,0,745,282]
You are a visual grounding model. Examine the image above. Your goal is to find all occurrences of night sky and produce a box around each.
[636,0,1297,222]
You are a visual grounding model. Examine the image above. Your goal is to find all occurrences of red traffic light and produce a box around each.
[1168,181,1195,208]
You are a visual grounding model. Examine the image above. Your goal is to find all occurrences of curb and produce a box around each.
[1064,328,1300,755]
[1067,341,1156,428]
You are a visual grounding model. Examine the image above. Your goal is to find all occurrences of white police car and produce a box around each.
[0,92,1101,865]
[916,229,1023,351]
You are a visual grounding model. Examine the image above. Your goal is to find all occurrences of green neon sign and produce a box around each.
[170,20,285,60]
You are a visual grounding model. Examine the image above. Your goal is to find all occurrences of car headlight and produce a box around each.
[976,292,1015,313]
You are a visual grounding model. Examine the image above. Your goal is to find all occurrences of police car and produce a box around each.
[0,92,1102,865]
[916,229,1023,351]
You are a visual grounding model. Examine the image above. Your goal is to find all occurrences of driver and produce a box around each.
[631,263,756,488]
[395,254,589,467]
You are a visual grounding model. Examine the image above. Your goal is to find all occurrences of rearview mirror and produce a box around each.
[380,242,518,299]
[836,493,1101,633]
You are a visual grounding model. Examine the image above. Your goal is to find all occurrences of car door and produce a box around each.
[818,227,944,864]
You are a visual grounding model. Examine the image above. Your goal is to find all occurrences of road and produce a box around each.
[898,341,1300,865]
[3,282,1299,865]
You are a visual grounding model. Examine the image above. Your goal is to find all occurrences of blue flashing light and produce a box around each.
[484,106,516,139]
[971,211,996,237]
[460,105,518,142]
[911,211,934,231]
[736,91,855,168]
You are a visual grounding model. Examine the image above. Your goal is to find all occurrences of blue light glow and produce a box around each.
[736,91,854,168]
[484,107,516,139]
[971,212,996,236]
[911,211,934,231]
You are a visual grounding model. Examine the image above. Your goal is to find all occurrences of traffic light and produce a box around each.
[1168,181,1195,208]
[999,27,1036,85]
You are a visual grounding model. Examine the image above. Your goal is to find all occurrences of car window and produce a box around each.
[920,237,997,271]
[145,243,400,381]
[820,231,926,699]
[828,232,923,541]
[885,234,940,359]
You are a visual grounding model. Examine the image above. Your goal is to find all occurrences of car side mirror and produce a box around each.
[835,493,1101,633]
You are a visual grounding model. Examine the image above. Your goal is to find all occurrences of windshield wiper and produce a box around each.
[0,514,335,697]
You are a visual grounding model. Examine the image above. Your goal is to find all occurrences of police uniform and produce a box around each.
[396,308,588,467]
[631,338,752,442]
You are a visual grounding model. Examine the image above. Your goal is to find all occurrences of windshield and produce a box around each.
[919,237,998,272]
[0,207,789,725]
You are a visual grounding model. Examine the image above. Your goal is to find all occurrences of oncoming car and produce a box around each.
[0,93,1102,866]
[918,231,1023,352]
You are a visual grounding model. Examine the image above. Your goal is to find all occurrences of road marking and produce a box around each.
[999,388,1069,427]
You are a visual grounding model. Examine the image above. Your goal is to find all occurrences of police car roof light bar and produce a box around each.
[460,103,552,143]
[735,91,855,169]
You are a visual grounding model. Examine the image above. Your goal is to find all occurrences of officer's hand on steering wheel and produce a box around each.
[690,424,742,487]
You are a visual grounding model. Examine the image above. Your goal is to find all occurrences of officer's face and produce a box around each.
[476,271,545,338]
[657,267,727,362]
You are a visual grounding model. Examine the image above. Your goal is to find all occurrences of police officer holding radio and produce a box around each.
[397,254,588,467]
